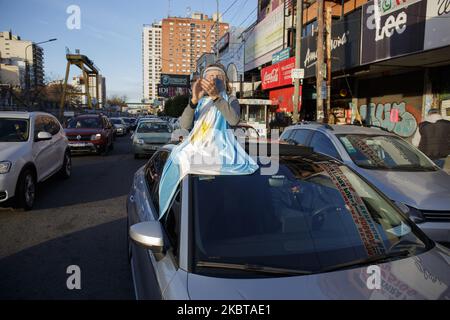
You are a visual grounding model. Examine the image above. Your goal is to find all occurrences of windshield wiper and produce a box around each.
[320,249,411,273]
[196,261,312,276]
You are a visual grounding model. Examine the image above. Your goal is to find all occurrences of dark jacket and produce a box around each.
[418,119,450,159]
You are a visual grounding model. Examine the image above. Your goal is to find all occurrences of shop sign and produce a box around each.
[261,57,296,90]
[361,0,426,65]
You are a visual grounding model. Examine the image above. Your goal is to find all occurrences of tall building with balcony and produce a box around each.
[161,13,229,75]
[0,30,44,89]
[142,22,162,102]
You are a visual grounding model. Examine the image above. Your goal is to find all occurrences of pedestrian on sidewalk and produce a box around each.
[412,108,450,168]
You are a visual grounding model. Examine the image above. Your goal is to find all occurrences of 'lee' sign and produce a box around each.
[261,57,296,90]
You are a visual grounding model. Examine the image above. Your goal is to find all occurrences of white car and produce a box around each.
[0,111,71,210]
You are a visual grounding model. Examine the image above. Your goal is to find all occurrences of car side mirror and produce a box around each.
[129,221,166,261]
[36,131,52,141]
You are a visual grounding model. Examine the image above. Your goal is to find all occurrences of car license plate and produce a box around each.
[145,145,157,151]
[70,142,87,147]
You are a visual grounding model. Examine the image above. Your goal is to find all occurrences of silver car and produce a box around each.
[131,120,172,158]
[280,123,450,244]
[110,117,127,136]
[127,144,450,299]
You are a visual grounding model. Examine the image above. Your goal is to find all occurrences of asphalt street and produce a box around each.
[0,134,147,299]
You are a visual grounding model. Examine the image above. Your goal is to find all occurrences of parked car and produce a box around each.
[280,123,450,244]
[110,117,127,136]
[132,120,172,159]
[64,114,114,155]
[127,143,450,299]
[0,111,71,210]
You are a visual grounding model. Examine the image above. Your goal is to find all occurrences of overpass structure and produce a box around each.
[59,52,100,119]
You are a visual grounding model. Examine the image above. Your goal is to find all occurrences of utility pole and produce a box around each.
[216,0,220,61]
[325,6,332,121]
[293,0,303,123]
[316,0,325,122]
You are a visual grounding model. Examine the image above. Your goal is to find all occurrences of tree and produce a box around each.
[44,82,82,109]
[163,95,188,117]
[107,95,128,111]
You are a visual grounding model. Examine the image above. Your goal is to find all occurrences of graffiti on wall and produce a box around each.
[353,102,419,137]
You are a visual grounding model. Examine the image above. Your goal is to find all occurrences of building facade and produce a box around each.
[72,74,106,108]
[161,13,229,75]
[244,0,450,140]
[0,30,44,89]
[142,22,162,102]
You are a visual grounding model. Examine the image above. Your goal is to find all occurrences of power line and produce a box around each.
[236,7,257,28]
[228,0,250,27]
[206,0,242,39]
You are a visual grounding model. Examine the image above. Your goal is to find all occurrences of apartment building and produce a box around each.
[0,30,44,89]
[72,74,106,108]
[142,22,162,102]
[161,13,229,75]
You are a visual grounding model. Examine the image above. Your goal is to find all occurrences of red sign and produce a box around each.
[269,85,302,113]
[261,57,296,90]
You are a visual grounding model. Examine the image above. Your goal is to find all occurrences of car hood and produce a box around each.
[114,124,125,129]
[64,128,101,135]
[134,132,172,143]
[350,165,450,210]
[0,142,28,160]
[187,246,450,300]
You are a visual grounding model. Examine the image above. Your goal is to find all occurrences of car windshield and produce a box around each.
[0,118,29,142]
[191,159,429,277]
[110,119,123,125]
[338,135,437,171]
[123,118,134,124]
[137,122,171,133]
[67,117,101,129]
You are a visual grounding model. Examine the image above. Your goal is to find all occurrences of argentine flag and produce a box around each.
[158,92,259,218]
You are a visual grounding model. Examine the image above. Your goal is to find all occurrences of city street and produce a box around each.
[0,135,145,299]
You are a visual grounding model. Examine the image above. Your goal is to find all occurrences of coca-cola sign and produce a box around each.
[261,57,295,90]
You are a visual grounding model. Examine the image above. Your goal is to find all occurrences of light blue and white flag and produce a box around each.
[158,92,259,219]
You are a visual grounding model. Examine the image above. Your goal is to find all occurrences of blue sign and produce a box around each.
[272,47,291,64]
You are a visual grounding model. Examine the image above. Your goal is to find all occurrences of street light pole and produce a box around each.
[216,0,220,61]
[23,38,57,103]
[293,0,303,123]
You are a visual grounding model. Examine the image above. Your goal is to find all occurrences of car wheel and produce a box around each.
[134,153,140,159]
[15,169,36,211]
[59,152,72,179]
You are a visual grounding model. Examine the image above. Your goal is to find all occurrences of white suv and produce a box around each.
[0,111,71,210]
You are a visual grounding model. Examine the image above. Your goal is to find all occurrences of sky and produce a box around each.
[0,0,257,102]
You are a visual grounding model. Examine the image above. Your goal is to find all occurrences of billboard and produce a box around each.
[361,0,427,65]
[160,74,190,88]
[244,4,284,71]
[158,85,190,98]
[424,0,450,50]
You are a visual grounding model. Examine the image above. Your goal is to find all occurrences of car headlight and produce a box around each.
[135,138,144,145]
[0,161,12,174]
[91,133,102,141]
[395,202,425,224]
